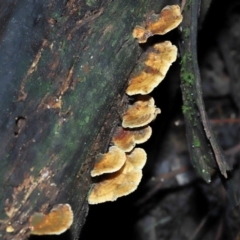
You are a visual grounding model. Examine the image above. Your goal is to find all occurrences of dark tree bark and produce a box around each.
[0,0,177,239]
[180,0,238,206]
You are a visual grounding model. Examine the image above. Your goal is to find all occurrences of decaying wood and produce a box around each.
[0,0,177,239]
[180,0,238,205]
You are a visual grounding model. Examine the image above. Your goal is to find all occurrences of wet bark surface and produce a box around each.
[0,0,176,239]
[2,0,240,239]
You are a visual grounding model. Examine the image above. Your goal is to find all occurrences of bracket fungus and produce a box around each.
[132,126,152,144]
[29,203,73,235]
[6,226,14,233]
[122,95,160,128]
[126,41,177,96]
[112,126,152,152]
[133,5,183,43]
[88,4,182,205]
[91,146,126,177]
[88,148,147,204]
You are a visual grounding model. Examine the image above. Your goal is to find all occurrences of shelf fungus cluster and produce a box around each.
[88,5,182,205]
[29,204,73,236]
[132,5,182,43]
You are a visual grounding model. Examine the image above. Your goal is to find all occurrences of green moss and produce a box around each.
[180,52,194,86]
[183,28,190,38]
[86,0,97,7]
[85,116,90,123]
[193,136,201,148]
[53,122,60,135]
[50,11,66,27]
[182,104,190,114]
[184,0,193,11]
[182,71,194,86]
[51,12,60,20]
[180,52,192,69]
[182,103,193,121]
[180,50,198,124]
[111,39,118,47]
[59,40,70,59]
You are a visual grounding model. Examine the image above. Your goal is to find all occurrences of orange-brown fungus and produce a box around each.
[122,95,160,128]
[112,126,152,152]
[132,126,152,144]
[112,127,135,152]
[132,26,152,44]
[126,41,177,96]
[126,147,147,169]
[133,5,183,43]
[91,146,126,177]
[88,5,181,205]
[6,226,14,233]
[29,204,73,235]
[88,148,147,204]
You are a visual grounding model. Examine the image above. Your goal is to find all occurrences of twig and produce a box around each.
[188,212,210,240]
[225,143,240,157]
[136,166,190,205]
[214,217,223,240]
[210,118,240,124]
[181,0,187,12]
[190,0,231,178]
